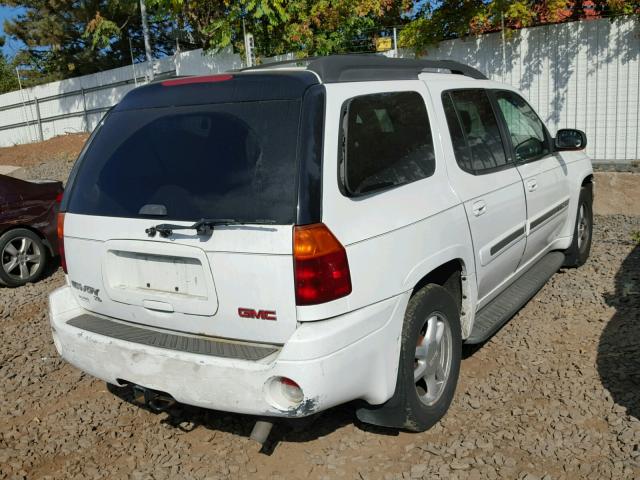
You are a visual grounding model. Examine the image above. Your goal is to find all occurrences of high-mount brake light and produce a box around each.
[161,74,233,87]
[57,212,67,273]
[293,223,352,306]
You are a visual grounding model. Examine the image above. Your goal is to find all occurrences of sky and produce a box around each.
[0,5,25,57]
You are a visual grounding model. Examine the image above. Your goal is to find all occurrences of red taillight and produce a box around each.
[294,223,352,306]
[57,212,67,273]
[161,74,233,87]
[55,191,63,204]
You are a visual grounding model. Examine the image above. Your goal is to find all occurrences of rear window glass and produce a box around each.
[66,100,301,224]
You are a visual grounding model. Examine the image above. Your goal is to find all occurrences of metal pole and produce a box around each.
[501,12,506,82]
[393,27,398,58]
[15,67,36,142]
[242,18,251,67]
[129,36,138,87]
[139,0,154,81]
[33,97,44,142]
[14,67,22,92]
[174,24,180,76]
[80,88,88,132]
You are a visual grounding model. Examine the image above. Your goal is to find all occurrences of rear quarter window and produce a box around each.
[339,91,435,196]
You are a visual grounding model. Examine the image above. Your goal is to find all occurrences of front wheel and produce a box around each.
[356,284,461,431]
[564,185,593,268]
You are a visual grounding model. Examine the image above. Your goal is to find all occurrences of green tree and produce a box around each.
[150,0,411,59]
[1,0,175,85]
[278,0,412,56]
[0,37,19,94]
[399,0,485,53]
[400,0,640,53]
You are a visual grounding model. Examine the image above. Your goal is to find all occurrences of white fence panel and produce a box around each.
[418,16,639,164]
[0,17,636,164]
[175,47,243,76]
[0,47,246,148]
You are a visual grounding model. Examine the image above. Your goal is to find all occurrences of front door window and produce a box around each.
[495,91,551,163]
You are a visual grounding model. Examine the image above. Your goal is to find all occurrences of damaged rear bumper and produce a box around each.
[49,285,409,417]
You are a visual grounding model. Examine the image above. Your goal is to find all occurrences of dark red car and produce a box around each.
[0,174,63,287]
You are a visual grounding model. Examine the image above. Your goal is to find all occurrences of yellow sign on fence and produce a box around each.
[375,37,392,52]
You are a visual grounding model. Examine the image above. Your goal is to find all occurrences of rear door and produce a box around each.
[492,90,570,267]
[441,89,527,306]
[63,215,296,344]
[61,76,320,345]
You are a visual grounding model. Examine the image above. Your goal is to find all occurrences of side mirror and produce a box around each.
[555,129,587,151]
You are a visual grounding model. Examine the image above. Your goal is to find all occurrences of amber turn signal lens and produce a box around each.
[293,223,351,305]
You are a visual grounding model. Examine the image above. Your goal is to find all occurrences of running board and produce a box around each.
[466,251,565,344]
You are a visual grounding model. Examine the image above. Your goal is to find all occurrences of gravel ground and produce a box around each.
[1,159,639,479]
[14,158,75,184]
[1,212,638,479]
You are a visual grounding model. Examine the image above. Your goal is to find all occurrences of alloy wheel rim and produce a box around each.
[2,237,42,282]
[414,312,452,406]
[577,204,589,250]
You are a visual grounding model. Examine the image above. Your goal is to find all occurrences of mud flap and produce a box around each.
[355,381,409,429]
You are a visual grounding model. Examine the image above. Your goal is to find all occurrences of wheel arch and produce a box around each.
[557,159,594,242]
[568,169,594,232]
[406,256,475,338]
[581,173,594,196]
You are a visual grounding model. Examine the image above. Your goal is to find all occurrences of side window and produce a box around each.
[442,89,509,174]
[339,91,435,196]
[442,94,473,172]
[495,91,550,162]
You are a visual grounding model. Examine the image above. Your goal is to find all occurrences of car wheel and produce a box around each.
[356,284,461,431]
[564,185,593,268]
[0,228,48,287]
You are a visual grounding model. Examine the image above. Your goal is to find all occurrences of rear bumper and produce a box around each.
[49,286,409,417]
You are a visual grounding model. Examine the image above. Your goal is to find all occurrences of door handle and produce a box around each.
[472,200,487,217]
[526,179,538,192]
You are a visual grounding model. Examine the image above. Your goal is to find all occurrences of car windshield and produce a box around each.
[66,100,301,224]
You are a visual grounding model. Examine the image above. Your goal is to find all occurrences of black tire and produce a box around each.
[564,185,593,268]
[0,228,48,287]
[356,284,461,431]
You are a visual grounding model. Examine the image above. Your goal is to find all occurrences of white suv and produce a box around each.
[49,55,593,433]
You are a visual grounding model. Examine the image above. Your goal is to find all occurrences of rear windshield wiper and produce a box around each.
[145,218,276,238]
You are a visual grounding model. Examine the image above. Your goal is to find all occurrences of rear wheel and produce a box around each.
[564,185,593,268]
[356,284,461,431]
[0,229,47,287]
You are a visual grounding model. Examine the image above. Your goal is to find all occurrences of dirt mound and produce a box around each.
[0,133,88,168]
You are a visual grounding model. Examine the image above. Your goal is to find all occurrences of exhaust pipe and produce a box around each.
[250,420,274,446]
[132,385,176,412]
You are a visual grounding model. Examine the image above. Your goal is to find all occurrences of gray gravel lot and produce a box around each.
[16,158,75,184]
[1,159,638,479]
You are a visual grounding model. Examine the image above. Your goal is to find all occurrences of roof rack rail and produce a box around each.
[239,54,487,82]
